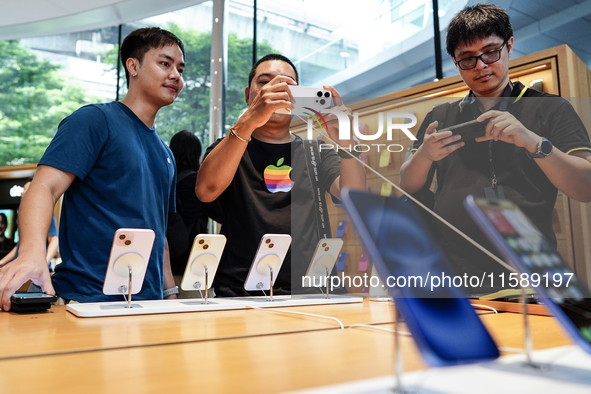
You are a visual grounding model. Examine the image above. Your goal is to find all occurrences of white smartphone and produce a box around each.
[276,86,333,117]
[180,234,227,291]
[303,238,343,287]
[244,234,292,291]
[103,228,155,296]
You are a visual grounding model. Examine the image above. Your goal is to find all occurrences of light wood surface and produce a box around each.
[0,300,573,393]
[0,300,394,359]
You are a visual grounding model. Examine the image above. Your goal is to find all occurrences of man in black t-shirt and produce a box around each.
[196,54,366,296]
[399,5,591,280]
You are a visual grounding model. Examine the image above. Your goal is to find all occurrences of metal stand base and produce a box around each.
[391,301,415,394]
[325,266,331,300]
[202,266,210,305]
[125,266,133,308]
[266,265,274,302]
[520,286,549,371]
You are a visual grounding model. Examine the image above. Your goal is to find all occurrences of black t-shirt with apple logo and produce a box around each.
[204,135,340,296]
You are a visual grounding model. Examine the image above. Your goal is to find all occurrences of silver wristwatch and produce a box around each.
[526,138,553,159]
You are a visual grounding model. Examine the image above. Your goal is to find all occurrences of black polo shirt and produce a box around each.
[412,81,591,280]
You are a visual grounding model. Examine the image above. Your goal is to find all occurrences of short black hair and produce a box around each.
[446,4,513,57]
[248,54,299,88]
[169,130,203,172]
[120,27,185,86]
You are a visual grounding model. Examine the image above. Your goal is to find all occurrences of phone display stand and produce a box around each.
[112,253,144,309]
[254,254,282,302]
[304,238,343,299]
[520,286,549,371]
[185,253,217,305]
[316,260,333,299]
[392,303,414,394]
[66,298,247,318]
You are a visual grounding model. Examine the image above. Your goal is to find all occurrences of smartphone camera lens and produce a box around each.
[198,239,205,245]
[119,234,126,240]
[324,247,330,252]
[124,240,131,246]
[203,244,209,250]
[324,92,330,98]
[269,243,274,248]
[265,239,271,244]
[322,243,327,248]
[320,99,326,105]
[316,91,323,97]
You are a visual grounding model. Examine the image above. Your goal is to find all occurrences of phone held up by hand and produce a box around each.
[438,119,489,142]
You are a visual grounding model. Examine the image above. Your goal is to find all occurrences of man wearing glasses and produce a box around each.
[400,4,591,281]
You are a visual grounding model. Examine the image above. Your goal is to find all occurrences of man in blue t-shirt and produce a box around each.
[0,27,186,309]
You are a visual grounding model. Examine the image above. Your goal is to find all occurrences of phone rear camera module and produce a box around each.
[124,240,131,246]
[324,92,330,98]
[320,99,326,105]
[316,91,323,97]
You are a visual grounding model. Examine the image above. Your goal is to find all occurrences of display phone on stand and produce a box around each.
[341,188,499,367]
[465,195,591,354]
[304,238,343,295]
[103,228,155,296]
[181,234,226,293]
[275,86,333,117]
[244,234,291,293]
[10,293,58,312]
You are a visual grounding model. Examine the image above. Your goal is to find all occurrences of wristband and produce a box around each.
[163,286,179,298]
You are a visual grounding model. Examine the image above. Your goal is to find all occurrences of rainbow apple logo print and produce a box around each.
[264,157,294,193]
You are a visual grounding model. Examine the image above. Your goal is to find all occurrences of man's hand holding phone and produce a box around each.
[239,75,296,132]
[417,120,465,162]
[0,252,54,311]
[320,85,356,148]
[475,110,541,151]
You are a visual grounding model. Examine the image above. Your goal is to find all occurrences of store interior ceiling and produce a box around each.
[1,0,590,97]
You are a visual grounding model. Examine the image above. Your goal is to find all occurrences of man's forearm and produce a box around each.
[195,130,252,202]
[536,150,591,202]
[162,240,176,297]
[338,157,366,195]
[18,185,62,261]
[399,150,434,194]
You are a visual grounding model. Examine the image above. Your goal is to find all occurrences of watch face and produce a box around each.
[540,139,553,155]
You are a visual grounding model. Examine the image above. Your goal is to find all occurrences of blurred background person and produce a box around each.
[0,214,14,252]
[0,178,59,272]
[166,130,210,293]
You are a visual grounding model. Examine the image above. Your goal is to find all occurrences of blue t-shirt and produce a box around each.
[14,215,58,259]
[39,102,176,302]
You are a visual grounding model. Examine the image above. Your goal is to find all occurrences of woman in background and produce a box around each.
[167,130,210,284]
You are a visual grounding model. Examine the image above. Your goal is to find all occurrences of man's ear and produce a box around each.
[244,86,250,106]
[506,36,514,58]
[126,57,140,77]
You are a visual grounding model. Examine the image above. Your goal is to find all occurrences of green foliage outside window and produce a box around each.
[0,40,90,166]
[0,24,276,167]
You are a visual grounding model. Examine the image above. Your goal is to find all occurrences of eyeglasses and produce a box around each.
[454,43,505,70]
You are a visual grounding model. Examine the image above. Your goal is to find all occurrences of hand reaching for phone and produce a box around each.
[0,253,54,311]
